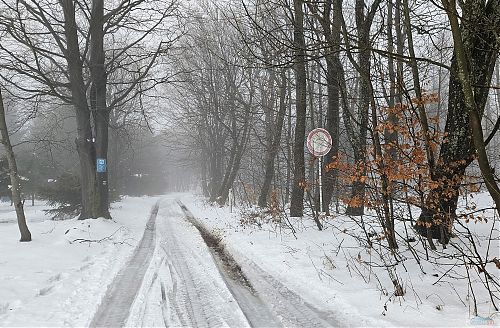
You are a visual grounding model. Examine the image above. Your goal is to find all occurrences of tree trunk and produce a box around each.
[403,0,436,173]
[285,70,292,203]
[321,0,341,216]
[259,70,288,207]
[217,109,251,205]
[0,88,31,242]
[340,0,382,216]
[346,33,370,216]
[384,0,399,160]
[290,0,307,217]
[201,149,209,197]
[443,0,500,219]
[208,144,223,202]
[416,0,500,241]
[61,0,100,219]
[90,0,111,219]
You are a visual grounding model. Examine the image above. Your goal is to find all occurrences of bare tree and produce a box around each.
[306,0,342,215]
[0,0,181,218]
[416,0,500,243]
[289,0,307,217]
[339,0,382,216]
[258,69,288,207]
[442,0,500,218]
[0,86,31,241]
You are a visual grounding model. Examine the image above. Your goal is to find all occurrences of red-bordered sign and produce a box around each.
[307,128,332,157]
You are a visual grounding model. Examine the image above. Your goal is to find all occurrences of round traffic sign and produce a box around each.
[307,128,332,157]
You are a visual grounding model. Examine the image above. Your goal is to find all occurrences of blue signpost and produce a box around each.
[96,158,107,173]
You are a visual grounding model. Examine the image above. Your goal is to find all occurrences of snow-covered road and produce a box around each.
[90,202,159,327]
[93,198,338,327]
[3,194,489,327]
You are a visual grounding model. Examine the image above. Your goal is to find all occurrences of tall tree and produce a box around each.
[0,87,31,241]
[383,0,399,160]
[290,0,307,217]
[90,0,109,218]
[339,0,382,216]
[416,0,500,242]
[60,0,100,218]
[0,0,179,219]
[442,0,500,219]
[322,0,341,215]
[306,0,342,215]
[258,70,288,207]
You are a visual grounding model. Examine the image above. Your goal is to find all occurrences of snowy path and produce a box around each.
[124,199,252,327]
[90,202,159,327]
[93,198,338,327]
[177,202,340,328]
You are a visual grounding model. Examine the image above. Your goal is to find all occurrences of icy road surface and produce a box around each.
[92,198,338,327]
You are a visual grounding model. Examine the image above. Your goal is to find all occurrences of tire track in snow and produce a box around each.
[89,202,159,328]
[156,204,250,328]
[177,201,282,328]
[177,200,341,328]
[239,259,341,327]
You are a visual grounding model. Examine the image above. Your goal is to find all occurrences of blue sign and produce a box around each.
[96,158,107,173]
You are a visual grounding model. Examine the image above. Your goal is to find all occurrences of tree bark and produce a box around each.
[311,0,341,215]
[90,0,111,219]
[384,0,399,160]
[0,88,31,242]
[61,0,100,219]
[443,0,500,218]
[416,0,500,241]
[290,0,307,217]
[345,0,381,216]
[259,70,288,207]
[285,70,293,204]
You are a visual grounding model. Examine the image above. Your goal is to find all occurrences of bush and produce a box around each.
[37,173,81,220]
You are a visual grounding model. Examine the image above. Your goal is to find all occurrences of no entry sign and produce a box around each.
[307,128,332,157]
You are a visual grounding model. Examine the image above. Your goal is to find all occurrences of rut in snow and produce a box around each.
[154,202,250,327]
[89,202,159,328]
[177,200,340,328]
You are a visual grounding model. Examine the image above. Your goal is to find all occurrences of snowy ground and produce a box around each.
[126,198,338,328]
[1,193,498,327]
[180,193,500,327]
[126,198,251,327]
[0,196,160,326]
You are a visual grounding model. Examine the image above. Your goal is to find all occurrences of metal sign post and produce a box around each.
[229,188,233,213]
[319,156,323,212]
[306,128,332,214]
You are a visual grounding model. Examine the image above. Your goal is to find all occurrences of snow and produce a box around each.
[179,192,500,327]
[0,192,498,327]
[126,198,250,327]
[0,196,160,326]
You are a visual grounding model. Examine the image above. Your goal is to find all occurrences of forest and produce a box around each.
[0,0,499,322]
